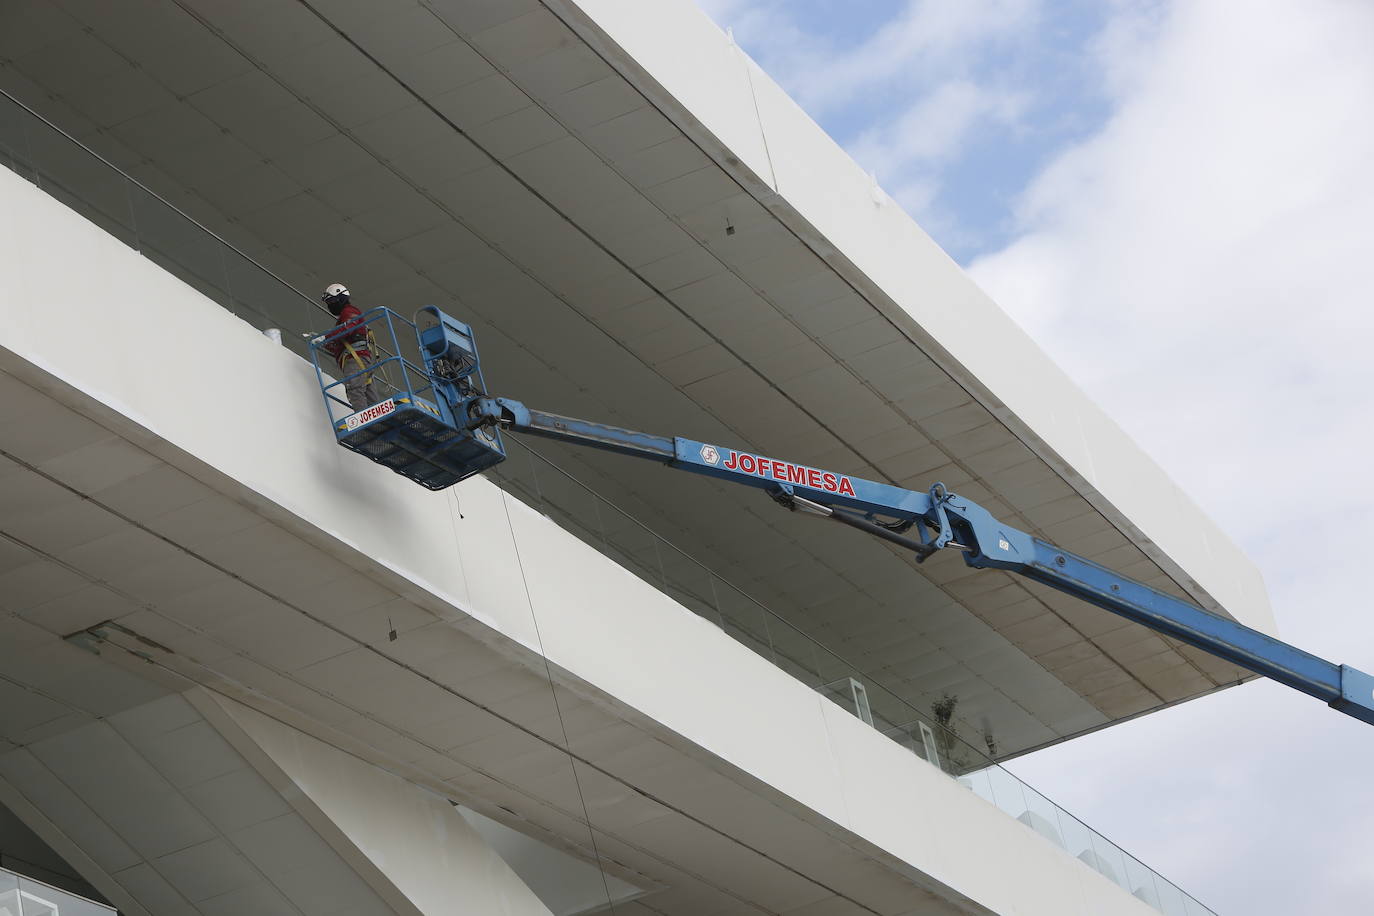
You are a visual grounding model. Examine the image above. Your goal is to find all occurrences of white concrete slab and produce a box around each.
[0,165,1193,915]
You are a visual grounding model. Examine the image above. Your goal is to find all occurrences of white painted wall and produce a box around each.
[549,0,1276,637]
[455,807,644,916]
[0,163,1164,915]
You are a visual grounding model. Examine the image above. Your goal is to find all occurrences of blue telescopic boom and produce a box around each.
[458,409,1374,730]
[465,403,1374,727]
[317,308,1374,726]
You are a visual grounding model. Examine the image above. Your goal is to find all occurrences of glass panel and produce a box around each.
[919,721,946,771]
[0,94,35,180]
[880,717,919,754]
[817,675,873,724]
[597,507,665,592]
[1088,829,1130,890]
[901,725,945,774]
[526,454,606,551]
[713,578,775,658]
[1155,876,1190,916]
[851,678,873,724]
[1057,808,1097,867]
[223,246,319,353]
[12,871,115,916]
[928,717,985,777]
[658,543,721,625]
[1184,895,1217,916]
[865,685,916,736]
[959,766,997,804]
[22,116,135,247]
[987,765,1028,819]
[491,440,543,508]
[1020,784,1066,849]
[758,605,825,685]
[19,887,58,916]
[1124,853,1162,908]
[809,638,857,688]
[128,183,230,307]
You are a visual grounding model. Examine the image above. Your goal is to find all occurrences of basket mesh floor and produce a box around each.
[338,405,500,489]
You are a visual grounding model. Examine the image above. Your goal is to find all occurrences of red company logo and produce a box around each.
[344,398,396,430]
[721,449,856,496]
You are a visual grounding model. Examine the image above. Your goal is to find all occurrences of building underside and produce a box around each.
[0,1,1262,913]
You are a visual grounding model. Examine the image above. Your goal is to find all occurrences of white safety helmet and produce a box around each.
[321,283,350,314]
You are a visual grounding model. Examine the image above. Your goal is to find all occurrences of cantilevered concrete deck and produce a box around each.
[0,0,1273,760]
[0,165,1174,915]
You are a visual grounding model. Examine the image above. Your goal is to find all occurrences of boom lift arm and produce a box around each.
[471,399,1374,726]
[313,308,1374,727]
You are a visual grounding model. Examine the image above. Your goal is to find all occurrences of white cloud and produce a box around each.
[696,0,1040,115]
[971,0,1374,547]
[845,79,1028,228]
[848,80,1023,177]
[788,0,1039,114]
[887,176,939,223]
[976,1,1374,912]
[1085,0,1169,100]
[694,0,1045,247]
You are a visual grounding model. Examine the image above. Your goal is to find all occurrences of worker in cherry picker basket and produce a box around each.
[321,283,379,411]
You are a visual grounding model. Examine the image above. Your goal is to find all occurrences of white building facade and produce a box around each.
[0,1,1269,913]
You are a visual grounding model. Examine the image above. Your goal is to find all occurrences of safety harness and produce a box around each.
[338,330,378,385]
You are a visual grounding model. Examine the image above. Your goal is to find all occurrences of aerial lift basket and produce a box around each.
[308,306,505,490]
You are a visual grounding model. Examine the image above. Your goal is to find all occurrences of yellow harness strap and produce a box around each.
[340,330,378,385]
[341,340,368,373]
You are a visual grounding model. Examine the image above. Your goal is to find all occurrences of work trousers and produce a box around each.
[341,350,379,411]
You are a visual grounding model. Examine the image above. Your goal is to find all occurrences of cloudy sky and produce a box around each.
[692,1,1374,912]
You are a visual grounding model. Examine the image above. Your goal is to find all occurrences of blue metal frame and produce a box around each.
[315,307,1374,725]
[308,307,502,489]
[309,306,437,422]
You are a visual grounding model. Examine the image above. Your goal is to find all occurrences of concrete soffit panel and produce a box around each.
[0,774,153,916]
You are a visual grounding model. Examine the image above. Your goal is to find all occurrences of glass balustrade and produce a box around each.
[0,90,325,362]
[0,864,115,916]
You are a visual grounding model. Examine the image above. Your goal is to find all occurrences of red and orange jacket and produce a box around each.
[324,304,372,368]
